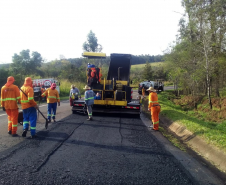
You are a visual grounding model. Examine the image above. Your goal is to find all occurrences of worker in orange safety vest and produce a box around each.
[142,84,145,97]
[147,87,160,131]
[41,83,60,122]
[1,76,21,136]
[21,77,39,139]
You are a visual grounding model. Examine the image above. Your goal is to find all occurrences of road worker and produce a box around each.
[142,84,145,97]
[42,83,60,122]
[20,77,39,138]
[1,76,21,137]
[147,87,160,131]
[41,85,46,102]
[69,84,81,106]
[94,92,101,100]
[83,85,95,121]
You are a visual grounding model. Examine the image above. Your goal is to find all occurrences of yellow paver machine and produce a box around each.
[72,52,140,116]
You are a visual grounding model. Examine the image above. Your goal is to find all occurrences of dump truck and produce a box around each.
[72,52,140,116]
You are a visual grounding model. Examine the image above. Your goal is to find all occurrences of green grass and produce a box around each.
[158,91,226,152]
[131,62,165,70]
[164,81,174,86]
[60,79,86,97]
[158,127,187,152]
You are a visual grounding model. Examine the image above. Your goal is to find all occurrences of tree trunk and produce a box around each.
[207,74,212,109]
[210,0,220,97]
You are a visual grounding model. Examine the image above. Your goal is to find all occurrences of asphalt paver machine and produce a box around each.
[72,52,140,116]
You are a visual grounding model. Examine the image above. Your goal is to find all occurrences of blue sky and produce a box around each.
[0,0,184,63]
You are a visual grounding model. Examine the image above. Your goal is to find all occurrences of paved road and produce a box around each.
[0,100,72,153]
[0,88,223,185]
[0,113,197,185]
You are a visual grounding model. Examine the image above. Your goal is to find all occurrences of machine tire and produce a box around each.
[72,110,77,114]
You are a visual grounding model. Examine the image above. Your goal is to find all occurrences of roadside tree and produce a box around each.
[83,30,102,52]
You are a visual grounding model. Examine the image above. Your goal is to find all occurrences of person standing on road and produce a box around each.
[41,85,46,102]
[69,84,81,106]
[41,83,60,123]
[20,77,39,138]
[142,84,145,97]
[147,87,160,131]
[1,76,21,137]
[83,85,95,121]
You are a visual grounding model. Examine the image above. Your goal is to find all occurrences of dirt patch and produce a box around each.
[168,93,226,123]
[173,95,203,111]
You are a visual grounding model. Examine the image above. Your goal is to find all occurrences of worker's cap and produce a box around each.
[7,76,15,82]
[71,84,75,88]
[83,85,91,90]
[51,83,56,87]
[146,87,157,92]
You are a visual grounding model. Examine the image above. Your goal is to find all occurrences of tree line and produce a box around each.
[165,0,226,109]
[0,30,166,90]
[0,52,165,89]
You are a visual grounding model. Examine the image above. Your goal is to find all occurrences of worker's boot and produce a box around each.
[87,117,93,121]
[8,130,12,135]
[53,119,56,122]
[22,129,28,137]
[30,135,38,139]
[48,119,51,123]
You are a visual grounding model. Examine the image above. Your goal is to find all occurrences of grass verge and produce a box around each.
[158,126,187,152]
[60,79,86,97]
[158,91,226,152]
[141,98,187,152]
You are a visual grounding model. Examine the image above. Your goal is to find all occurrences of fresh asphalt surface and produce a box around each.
[0,113,196,185]
[0,88,221,184]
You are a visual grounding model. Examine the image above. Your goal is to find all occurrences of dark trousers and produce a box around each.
[47,103,57,120]
[23,107,37,136]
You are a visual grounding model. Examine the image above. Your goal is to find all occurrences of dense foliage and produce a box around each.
[165,0,226,108]
[131,55,164,65]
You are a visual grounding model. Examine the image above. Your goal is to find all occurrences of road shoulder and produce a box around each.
[140,112,224,185]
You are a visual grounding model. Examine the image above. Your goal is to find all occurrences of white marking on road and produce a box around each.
[39,105,47,108]
[0,114,7,117]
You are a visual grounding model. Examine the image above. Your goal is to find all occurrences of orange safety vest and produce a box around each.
[20,86,37,110]
[42,88,60,103]
[41,88,45,94]
[142,87,145,93]
[148,92,159,109]
[1,84,21,109]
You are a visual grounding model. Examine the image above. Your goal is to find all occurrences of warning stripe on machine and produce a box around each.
[125,106,139,109]
[74,104,83,106]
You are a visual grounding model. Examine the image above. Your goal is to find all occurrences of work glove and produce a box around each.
[34,105,39,110]
[3,107,6,111]
[58,102,60,106]
[148,108,150,111]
